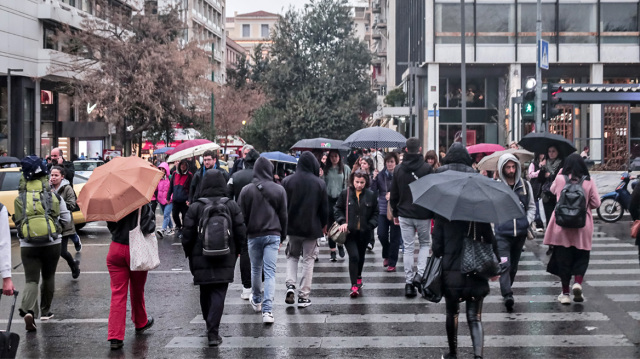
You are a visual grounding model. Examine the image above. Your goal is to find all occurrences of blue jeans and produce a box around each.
[159,203,173,230]
[248,235,280,313]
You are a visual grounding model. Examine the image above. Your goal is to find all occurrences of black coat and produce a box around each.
[389,153,433,219]
[182,170,247,285]
[227,150,260,201]
[334,187,379,233]
[107,203,155,245]
[436,142,477,174]
[189,166,229,203]
[630,182,640,246]
[432,218,499,301]
[281,152,328,238]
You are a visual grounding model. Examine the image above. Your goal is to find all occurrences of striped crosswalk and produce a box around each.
[165,230,639,357]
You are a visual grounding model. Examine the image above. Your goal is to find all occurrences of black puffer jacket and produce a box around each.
[334,187,379,233]
[281,152,328,238]
[389,153,433,219]
[182,170,247,285]
[107,203,155,245]
[436,142,477,174]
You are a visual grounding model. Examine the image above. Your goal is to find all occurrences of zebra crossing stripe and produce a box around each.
[629,312,640,320]
[267,268,640,278]
[222,294,561,305]
[607,294,640,302]
[165,334,633,348]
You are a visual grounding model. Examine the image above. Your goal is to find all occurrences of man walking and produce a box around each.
[49,148,75,183]
[190,150,229,204]
[238,157,288,324]
[230,144,254,175]
[228,149,260,300]
[495,154,536,311]
[281,152,328,308]
[389,137,433,297]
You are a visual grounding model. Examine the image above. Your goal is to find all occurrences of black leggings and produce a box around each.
[60,235,76,270]
[445,296,484,359]
[172,201,189,228]
[344,231,369,285]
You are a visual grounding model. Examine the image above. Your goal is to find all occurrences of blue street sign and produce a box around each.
[538,39,549,70]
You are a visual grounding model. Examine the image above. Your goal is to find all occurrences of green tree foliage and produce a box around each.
[241,0,376,151]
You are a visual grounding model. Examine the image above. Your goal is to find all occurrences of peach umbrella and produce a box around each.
[77,156,163,222]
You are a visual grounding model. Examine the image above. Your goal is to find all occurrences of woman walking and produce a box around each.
[371,153,401,272]
[155,162,174,237]
[324,150,352,262]
[335,170,379,297]
[528,152,546,231]
[167,159,192,239]
[106,203,155,350]
[540,145,564,224]
[50,166,80,279]
[424,150,440,170]
[543,153,600,304]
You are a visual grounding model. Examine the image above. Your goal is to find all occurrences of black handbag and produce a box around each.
[420,256,443,303]
[461,223,500,280]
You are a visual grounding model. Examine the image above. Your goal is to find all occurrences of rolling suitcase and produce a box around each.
[0,291,20,359]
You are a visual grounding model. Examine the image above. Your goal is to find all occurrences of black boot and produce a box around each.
[467,299,484,359]
[404,283,417,297]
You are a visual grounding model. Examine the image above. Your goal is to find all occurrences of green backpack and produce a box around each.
[13,176,61,243]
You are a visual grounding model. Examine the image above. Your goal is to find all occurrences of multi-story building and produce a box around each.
[226,36,246,70]
[225,11,279,55]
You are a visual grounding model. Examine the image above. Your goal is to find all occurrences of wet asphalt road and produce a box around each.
[4,212,640,359]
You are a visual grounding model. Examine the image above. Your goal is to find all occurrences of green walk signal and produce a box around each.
[524,103,534,113]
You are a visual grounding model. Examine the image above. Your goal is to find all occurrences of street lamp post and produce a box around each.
[7,68,23,156]
[211,43,215,135]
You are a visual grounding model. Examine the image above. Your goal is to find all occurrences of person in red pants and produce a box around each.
[106,203,156,350]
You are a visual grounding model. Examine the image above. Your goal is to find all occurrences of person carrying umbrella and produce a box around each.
[494,154,536,311]
[324,149,352,262]
[371,152,401,272]
[527,152,547,231]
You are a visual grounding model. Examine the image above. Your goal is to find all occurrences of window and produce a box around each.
[601,3,639,44]
[261,24,269,38]
[518,2,555,44]
[242,24,250,37]
[0,173,21,191]
[439,78,487,108]
[476,3,515,44]
[23,89,35,156]
[43,23,57,50]
[434,3,473,44]
[559,3,597,43]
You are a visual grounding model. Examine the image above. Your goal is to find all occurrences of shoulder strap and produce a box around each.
[254,184,278,213]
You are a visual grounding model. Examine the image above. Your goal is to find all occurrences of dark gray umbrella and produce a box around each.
[342,127,407,149]
[290,138,347,151]
[0,156,21,165]
[518,132,577,158]
[409,170,525,223]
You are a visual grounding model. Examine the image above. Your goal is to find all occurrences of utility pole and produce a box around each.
[460,0,467,146]
[211,42,215,135]
[7,68,23,156]
[535,0,543,132]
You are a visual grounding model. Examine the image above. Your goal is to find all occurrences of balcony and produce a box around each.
[39,0,89,29]
[371,0,381,13]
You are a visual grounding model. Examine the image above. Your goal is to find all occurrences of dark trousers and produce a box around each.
[150,200,158,215]
[199,283,229,340]
[445,296,484,358]
[543,196,556,226]
[496,234,527,297]
[327,197,340,250]
[60,235,76,270]
[377,214,401,266]
[20,244,61,318]
[172,201,188,228]
[240,247,251,289]
[344,231,369,285]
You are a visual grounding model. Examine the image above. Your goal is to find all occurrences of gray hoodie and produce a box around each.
[495,154,536,237]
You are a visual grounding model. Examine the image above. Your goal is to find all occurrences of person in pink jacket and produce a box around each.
[543,153,601,305]
[156,162,174,238]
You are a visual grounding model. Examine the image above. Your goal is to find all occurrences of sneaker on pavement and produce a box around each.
[297,298,311,308]
[135,316,154,334]
[386,266,396,272]
[156,229,164,239]
[572,283,584,302]
[367,242,374,251]
[557,293,571,305]
[74,235,82,252]
[262,312,274,324]
[110,339,124,350]
[250,297,262,312]
[350,286,359,298]
[240,287,251,300]
[24,313,37,331]
[72,260,81,279]
[285,285,296,305]
[504,294,514,311]
[41,312,54,320]
[383,258,389,267]
[356,278,363,289]
[330,251,337,262]
[208,335,223,347]
[338,245,345,258]
[166,228,175,235]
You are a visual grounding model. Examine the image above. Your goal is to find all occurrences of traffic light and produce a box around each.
[521,77,536,123]
[547,83,563,120]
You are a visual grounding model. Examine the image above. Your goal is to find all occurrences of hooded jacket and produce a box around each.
[389,152,433,219]
[281,152,328,238]
[156,162,171,205]
[167,159,192,203]
[238,157,288,241]
[189,163,229,204]
[52,178,77,236]
[228,150,260,201]
[494,154,536,238]
[182,170,247,285]
[436,142,476,174]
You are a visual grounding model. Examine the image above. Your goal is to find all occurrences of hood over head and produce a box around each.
[158,162,170,177]
[253,157,274,183]
[497,153,521,184]
[297,151,320,176]
[244,149,260,169]
[443,143,473,166]
[199,169,228,198]
[178,159,190,175]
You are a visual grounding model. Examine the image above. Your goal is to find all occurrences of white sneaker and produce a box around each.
[240,287,251,300]
[250,297,262,312]
[262,312,274,324]
[572,283,584,302]
[557,293,571,305]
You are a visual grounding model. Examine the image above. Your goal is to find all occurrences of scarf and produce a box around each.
[545,158,562,175]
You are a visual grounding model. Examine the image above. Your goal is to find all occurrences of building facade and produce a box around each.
[225,11,279,55]
[226,36,246,70]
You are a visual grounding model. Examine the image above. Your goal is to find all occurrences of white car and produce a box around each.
[73,160,104,178]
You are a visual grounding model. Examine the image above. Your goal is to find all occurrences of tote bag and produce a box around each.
[460,223,500,280]
[129,209,161,271]
[329,188,349,245]
[420,256,443,303]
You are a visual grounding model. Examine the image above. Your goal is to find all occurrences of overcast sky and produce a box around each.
[225,0,307,17]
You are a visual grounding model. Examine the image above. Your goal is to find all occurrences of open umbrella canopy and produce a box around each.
[77,156,164,222]
[290,138,347,150]
[0,156,21,166]
[261,152,298,164]
[476,148,535,172]
[167,142,220,163]
[165,139,212,155]
[343,127,407,149]
[409,170,525,223]
[152,147,174,155]
[466,143,505,155]
[518,132,577,158]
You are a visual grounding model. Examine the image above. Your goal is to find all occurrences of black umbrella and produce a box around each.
[290,138,347,151]
[518,132,577,158]
[342,127,407,149]
[0,156,21,166]
[409,170,525,223]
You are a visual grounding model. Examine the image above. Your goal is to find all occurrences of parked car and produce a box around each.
[0,167,88,230]
[73,160,104,178]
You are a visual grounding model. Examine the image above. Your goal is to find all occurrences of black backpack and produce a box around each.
[197,198,232,257]
[555,175,587,228]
